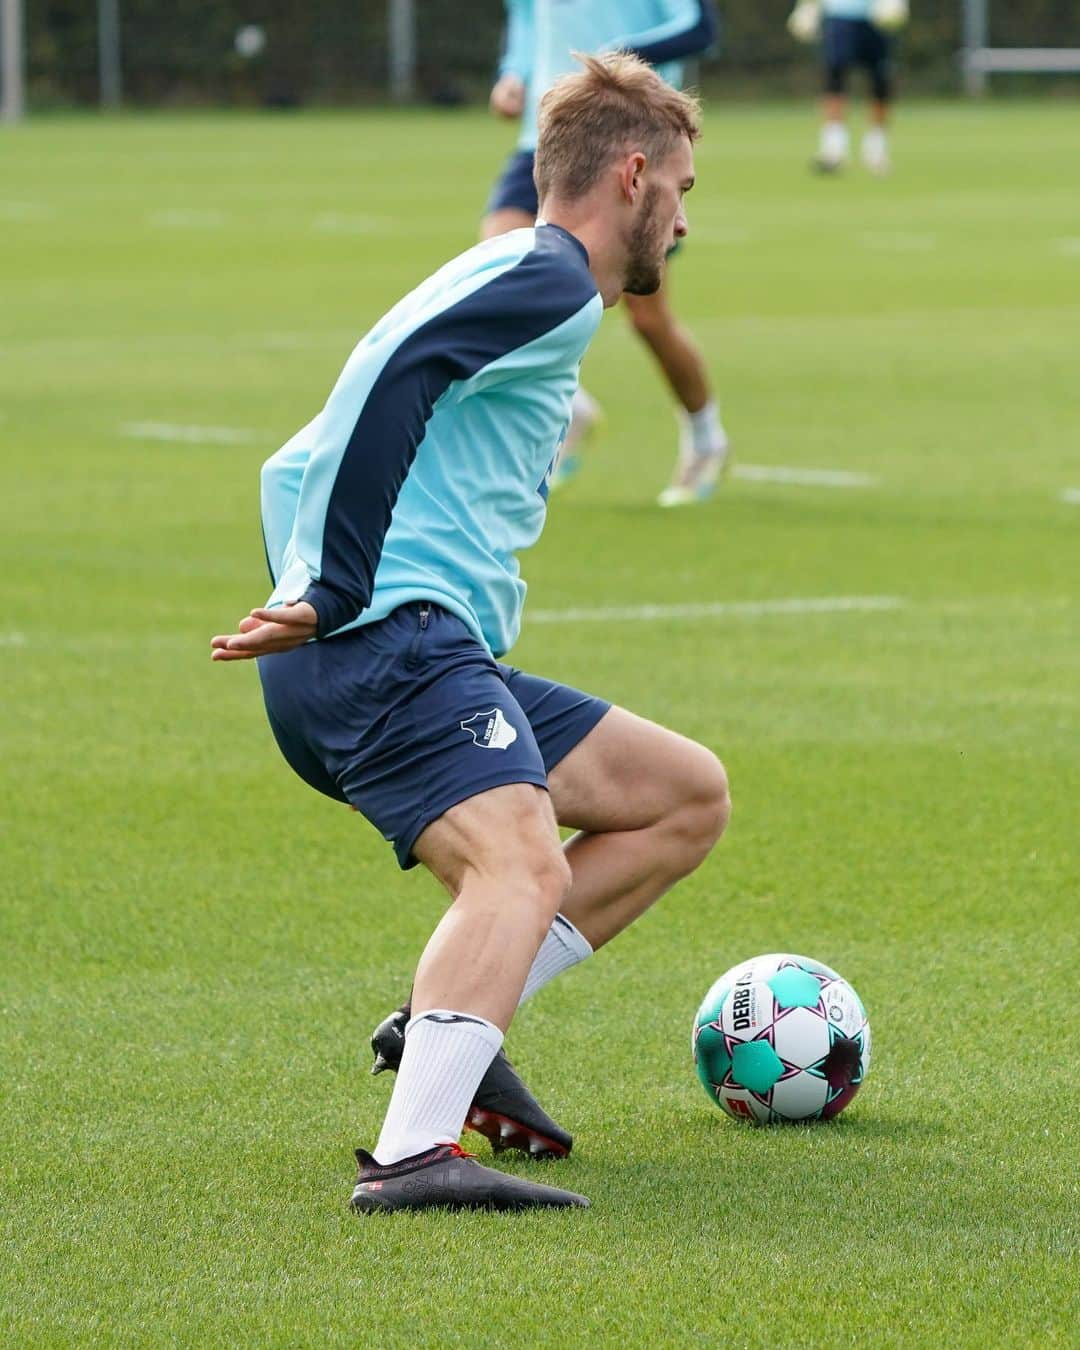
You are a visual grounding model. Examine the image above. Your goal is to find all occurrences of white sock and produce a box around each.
[562,386,600,457]
[862,126,888,162]
[820,120,849,164]
[682,400,728,457]
[373,1009,503,1165]
[519,913,593,1005]
[571,386,600,424]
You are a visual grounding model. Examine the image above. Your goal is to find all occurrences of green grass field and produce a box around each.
[2,101,1078,1345]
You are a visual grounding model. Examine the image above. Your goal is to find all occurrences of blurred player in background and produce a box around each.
[486,0,729,507]
[788,0,907,175]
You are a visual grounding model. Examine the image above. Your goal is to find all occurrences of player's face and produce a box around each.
[623,138,694,297]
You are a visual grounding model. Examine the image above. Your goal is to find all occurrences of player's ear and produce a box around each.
[621,152,647,204]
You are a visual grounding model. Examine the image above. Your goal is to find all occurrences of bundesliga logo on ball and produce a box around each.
[693,953,871,1124]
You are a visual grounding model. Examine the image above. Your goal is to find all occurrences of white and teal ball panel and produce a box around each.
[692,952,871,1124]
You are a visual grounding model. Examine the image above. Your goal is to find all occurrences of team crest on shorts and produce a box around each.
[460,708,518,750]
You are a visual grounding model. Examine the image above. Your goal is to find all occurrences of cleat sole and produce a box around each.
[467,1108,570,1160]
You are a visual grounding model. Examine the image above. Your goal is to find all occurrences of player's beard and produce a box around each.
[622,184,670,296]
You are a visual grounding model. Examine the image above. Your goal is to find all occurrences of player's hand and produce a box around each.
[489,75,525,119]
[787,0,821,43]
[210,601,318,661]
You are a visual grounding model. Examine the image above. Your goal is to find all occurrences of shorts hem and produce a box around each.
[541,700,612,774]
[393,769,550,871]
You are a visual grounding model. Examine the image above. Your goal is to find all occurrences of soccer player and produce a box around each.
[486,0,730,507]
[211,53,730,1214]
[795,0,899,174]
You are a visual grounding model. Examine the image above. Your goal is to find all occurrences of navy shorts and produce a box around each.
[486,149,539,217]
[257,603,610,870]
[823,17,892,100]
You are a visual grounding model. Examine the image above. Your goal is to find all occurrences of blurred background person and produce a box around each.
[487,0,731,507]
[788,0,908,174]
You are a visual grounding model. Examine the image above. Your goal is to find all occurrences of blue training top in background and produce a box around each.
[500,0,717,152]
[821,0,875,19]
[261,223,602,659]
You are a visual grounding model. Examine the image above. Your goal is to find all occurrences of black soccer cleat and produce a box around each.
[349,1143,589,1214]
[369,1008,574,1160]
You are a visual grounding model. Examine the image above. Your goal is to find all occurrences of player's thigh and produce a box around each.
[822,16,854,91]
[481,149,538,239]
[547,704,729,836]
[622,283,675,341]
[412,781,564,898]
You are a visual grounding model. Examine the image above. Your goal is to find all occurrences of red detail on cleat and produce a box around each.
[446,1143,477,1160]
[465,1108,570,1159]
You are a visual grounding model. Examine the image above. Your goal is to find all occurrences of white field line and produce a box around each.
[312,212,387,235]
[733,463,877,488]
[0,598,903,652]
[2,329,357,359]
[0,201,52,221]
[120,421,258,445]
[147,208,225,229]
[685,225,753,246]
[859,231,938,253]
[528,596,904,625]
[1062,488,1080,505]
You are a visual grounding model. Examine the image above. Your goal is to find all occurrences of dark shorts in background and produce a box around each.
[485,149,539,218]
[823,16,893,100]
[258,603,610,869]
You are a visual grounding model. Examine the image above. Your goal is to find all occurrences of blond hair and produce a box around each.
[535,51,701,204]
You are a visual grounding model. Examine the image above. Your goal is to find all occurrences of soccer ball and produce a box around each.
[234,24,267,59]
[692,953,871,1124]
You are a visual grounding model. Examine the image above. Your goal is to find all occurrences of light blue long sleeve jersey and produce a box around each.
[821,0,874,18]
[261,223,602,659]
[500,0,717,152]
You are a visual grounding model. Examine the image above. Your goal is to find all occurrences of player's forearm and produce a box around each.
[498,0,535,82]
[299,578,368,639]
[612,0,718,66]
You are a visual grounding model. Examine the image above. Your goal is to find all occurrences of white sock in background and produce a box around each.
[519,913,593,1005]
[819,120,850,165]
[373,1010,503,1165]
[682,400,729,457]
[861,126,890,173]
[571,385,600,426]
[561,385,601,460]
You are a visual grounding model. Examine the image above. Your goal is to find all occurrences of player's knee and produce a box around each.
[509,841,572,940]
[674,747,731,863]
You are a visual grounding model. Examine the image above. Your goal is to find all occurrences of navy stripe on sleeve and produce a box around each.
[301,226,595,638]
[629,1,718,66]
